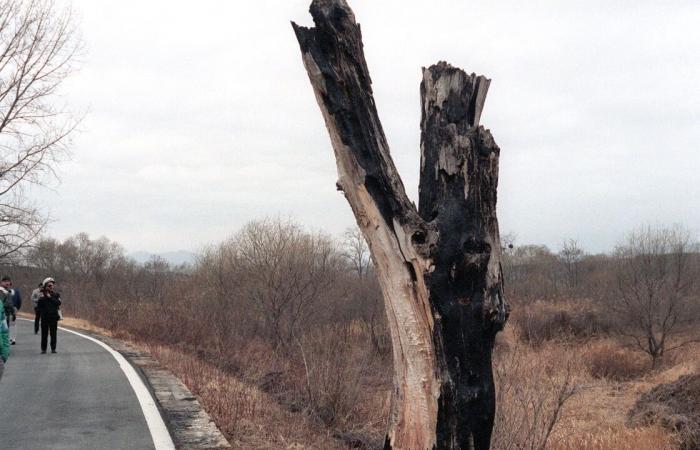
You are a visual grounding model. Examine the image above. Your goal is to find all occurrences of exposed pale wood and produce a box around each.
[293,2,509,449]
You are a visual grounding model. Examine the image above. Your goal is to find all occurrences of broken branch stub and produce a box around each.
[293,1,509,449]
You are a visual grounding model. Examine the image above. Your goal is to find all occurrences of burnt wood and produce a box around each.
[293,1,509,449]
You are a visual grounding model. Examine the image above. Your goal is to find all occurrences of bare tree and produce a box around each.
[293,1,509,448]
[340,226,387,354]
[144,255,170,307]
[504,244,561,301]
[195,239,251,352]
[27,235,63,274]
[234,218,341,346]
[501,232,516,255]
[558,239,584,289]
[341,226,371,279]
[32,233,125,299]
[612,225,700,368]
[0,0,81,258]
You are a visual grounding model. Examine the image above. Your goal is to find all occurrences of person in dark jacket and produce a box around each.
[0,276,15,345]
[9,285,21,345]
[37,278,61,354]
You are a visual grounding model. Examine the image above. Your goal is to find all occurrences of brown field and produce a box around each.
[13,222,700,449]
[52,302,699,450]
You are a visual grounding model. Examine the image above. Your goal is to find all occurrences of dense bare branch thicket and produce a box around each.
[0,0,81,258]
[502,237,615,304]
[197,219,343,348]
[492,343,579,450]
[610,225,700,368]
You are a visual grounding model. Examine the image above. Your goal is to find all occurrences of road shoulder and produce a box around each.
[60,324,231,450]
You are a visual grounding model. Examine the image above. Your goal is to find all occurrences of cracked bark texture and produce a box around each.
[292,1,509,449]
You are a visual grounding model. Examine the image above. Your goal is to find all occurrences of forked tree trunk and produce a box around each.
[292,1,510,449]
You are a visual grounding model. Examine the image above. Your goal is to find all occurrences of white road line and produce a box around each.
[19,318,176,450]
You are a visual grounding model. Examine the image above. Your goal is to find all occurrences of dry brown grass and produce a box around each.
[492,340,582,450]
[55,306,700,450]
[550,426,678,450]
[144,344,347,450]
[511,300,612,345]
[493,322,688,450]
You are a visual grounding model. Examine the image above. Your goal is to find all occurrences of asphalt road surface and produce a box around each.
[0,319,160,450]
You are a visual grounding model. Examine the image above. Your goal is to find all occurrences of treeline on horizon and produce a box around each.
[4,219,700,363]
[6,218,698,305]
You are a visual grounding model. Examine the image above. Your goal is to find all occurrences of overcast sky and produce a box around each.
[34,0,700,254]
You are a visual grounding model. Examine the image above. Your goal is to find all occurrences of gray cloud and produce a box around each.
[34,0,700,253]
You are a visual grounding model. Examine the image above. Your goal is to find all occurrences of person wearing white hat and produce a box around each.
[37,278,61,354]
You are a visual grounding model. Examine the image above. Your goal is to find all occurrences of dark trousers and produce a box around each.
[34,307,41,333]
[41,317,58,352]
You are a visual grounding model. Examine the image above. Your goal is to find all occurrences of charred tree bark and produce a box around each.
[292,1,509,449]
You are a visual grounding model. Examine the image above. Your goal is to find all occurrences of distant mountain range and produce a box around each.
[128,250,197,266]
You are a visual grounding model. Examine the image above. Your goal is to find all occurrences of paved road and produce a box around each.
[0,319,157,450]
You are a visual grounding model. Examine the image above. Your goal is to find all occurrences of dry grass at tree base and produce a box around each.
[492,322,697,450]
[583,340,649,381]
[146,344,349,449]
[548,426,678,450]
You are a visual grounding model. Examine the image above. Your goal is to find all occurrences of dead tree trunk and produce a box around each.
[292,1,509,449]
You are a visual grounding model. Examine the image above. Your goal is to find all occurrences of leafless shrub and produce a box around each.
[232,218,342,347]
[492,343,580,450]
[503,244,563,301]
[584,341,648,381]
[611,225,700,368]
[296,325,367,424]
[513,301,612,345]
[293,322,387,448]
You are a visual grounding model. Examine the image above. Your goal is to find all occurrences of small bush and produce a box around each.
[287,323,388,448]
[585,342,648,381]
[492,343,580,450]
[513,301,612,345]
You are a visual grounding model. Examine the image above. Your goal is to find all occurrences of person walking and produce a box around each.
[9,284,21,345]
[0,276,15,345]
[31,283,43,335]
[0,301,9,381]
[37,278,61,354]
